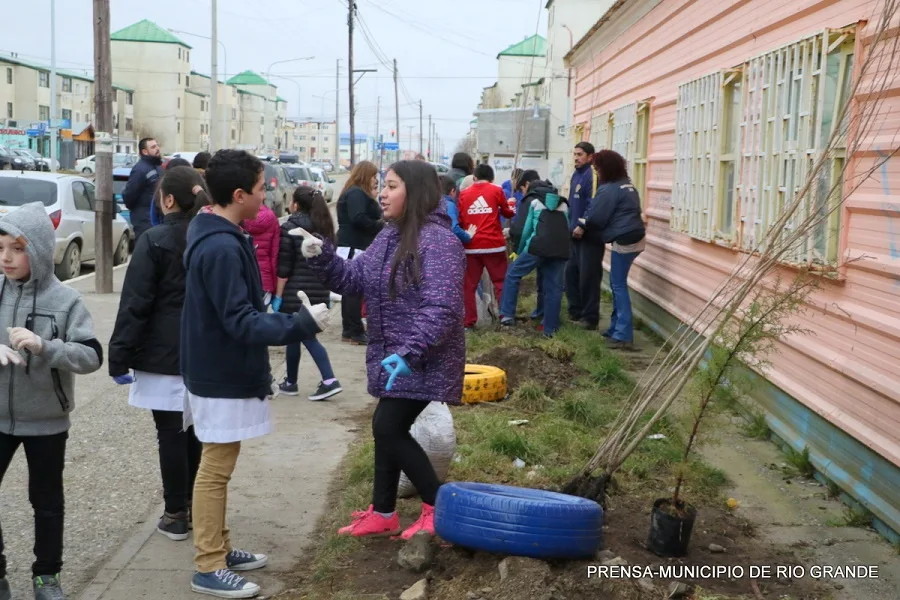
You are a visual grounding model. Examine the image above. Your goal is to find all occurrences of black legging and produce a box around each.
[152,410,202,515]
[371,398,441,513]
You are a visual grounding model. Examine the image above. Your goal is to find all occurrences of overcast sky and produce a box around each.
[2,0,549,150]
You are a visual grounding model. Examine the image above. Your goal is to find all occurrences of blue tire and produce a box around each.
[434,482,603,559]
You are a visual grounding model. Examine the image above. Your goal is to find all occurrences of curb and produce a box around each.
[65,263,129,286]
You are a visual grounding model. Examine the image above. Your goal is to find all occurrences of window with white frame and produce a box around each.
[672,28,855,266]
[39,72,49,88]
[62,77,72,92]
[589,112,611,150]
[612,103,637,170]
[633,101,651,205]
[673,72,722,240]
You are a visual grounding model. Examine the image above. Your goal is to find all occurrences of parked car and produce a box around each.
[76,153,137,174]
[10,149,36,170]
[0,171,134,280]
[263,163,295,217]
[431,162,450,174]
[20,149,57,171]
[308,166,335,202]
[0,145,29,170]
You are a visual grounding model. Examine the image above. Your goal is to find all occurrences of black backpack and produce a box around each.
[529,199,570,260]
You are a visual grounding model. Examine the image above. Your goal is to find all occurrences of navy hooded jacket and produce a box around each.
[180,212,321,400]
[122,155,163,239]
[568,164,596,232]
[584,179,646,245]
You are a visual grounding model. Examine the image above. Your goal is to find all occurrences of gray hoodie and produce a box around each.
[0,202,103,436]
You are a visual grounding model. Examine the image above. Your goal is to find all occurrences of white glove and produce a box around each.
[288,227,324,258]
[7,327,42,355]
[466,224,478,237]
[298,291,330,332]
[502,228,511,240]
[0,344,24,367]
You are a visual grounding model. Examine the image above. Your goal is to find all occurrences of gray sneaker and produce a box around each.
[0,578,11,600]
[309,380,342,401]
[33,575,67,600]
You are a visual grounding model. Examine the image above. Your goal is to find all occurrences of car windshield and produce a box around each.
[114,154,136,167]
[0,178,57,206]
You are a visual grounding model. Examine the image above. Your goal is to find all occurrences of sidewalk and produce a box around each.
[26,268,371,600]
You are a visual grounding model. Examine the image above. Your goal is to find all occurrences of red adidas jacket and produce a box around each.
[458,182,516,253]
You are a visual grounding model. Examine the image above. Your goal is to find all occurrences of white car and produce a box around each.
[169,151,201,164]
[0,171,134,280]
[76,153,138,174]
[308,167,335,202]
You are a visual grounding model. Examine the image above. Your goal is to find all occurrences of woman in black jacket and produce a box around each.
[274,187,343,401]
[335,160,382,345]
[108,166,206,540]
[581,150,647,351]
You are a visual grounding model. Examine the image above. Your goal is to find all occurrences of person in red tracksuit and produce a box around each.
[458,163,516,329]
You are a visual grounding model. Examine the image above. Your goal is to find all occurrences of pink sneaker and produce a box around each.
[401,503,435,540]
[337,506,401,537]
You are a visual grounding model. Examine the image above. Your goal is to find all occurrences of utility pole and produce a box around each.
[347,0,357,165]
[93,0,114,293]
[334,59,340,167]
[49,0,57,172]
[427,114,432,160]
[418,100,423,155]
[376,96,384,173]
[209,0,218,152]
[406,125,414,156]
[393,58,400,164]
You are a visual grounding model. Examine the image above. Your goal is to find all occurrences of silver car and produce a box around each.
[0,172,134,280]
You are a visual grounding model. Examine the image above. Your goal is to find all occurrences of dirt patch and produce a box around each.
[473,345,582,395]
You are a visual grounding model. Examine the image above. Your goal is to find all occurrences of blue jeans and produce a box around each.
[500,252,566,335]
[286,337,335,383]
[606,250,641,342]
[531,267,544,319]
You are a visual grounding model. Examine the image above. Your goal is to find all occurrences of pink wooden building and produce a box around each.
[566,0,900,539]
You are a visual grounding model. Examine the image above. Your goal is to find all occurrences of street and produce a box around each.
[0,182,371,600]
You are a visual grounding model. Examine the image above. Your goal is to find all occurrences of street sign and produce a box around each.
[380,142,399,151]
[26,129,42,137]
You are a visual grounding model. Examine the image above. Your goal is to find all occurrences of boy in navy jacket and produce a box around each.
[181,150,328,599]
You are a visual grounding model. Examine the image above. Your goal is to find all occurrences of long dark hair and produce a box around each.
[159,166,208,215]
[387,160,441,298]
[292,186,335,242]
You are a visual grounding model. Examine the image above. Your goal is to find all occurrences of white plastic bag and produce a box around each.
[475,268,498,327]
[398,402,457,498]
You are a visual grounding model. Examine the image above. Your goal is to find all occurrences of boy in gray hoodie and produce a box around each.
[0,202,103,600]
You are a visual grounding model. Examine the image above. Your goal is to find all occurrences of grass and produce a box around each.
[784,445,816,479]
[826,506,873,529]
[742,412,770,440]
[288,282,738,597]
[826,479,842,499]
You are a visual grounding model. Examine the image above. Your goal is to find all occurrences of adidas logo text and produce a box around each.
[468,196,493,215]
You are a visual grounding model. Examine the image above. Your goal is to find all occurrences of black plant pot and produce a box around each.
[647,498,697,557]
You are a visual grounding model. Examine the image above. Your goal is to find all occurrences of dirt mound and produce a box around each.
[473,346,581,394]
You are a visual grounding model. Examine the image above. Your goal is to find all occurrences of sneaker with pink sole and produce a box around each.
[337,506,401,537]
[401,503,435,540]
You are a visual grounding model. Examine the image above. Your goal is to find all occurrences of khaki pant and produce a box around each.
[192,441,241,573]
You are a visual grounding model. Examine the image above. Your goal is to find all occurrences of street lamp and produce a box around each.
[311,90,338,120]
[169,28,228,148]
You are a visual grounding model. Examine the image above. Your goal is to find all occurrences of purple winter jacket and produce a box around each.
[308,209,466,404]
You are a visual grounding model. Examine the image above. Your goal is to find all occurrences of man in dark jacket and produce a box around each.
[181,149,329,599]
[123,137,164,239]
[566,142,603,329]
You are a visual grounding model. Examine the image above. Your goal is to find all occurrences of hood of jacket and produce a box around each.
[242,204,276,236]
[0,202,56,288]
[185,212,248,265]
[526,181,560,208]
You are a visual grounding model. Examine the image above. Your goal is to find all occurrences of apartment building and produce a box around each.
[189,71,239,147]
[111,20,195,151]
[0,52,97,160]
[289,120,337,163]
[112,84,136,154]
[227,70,286,152]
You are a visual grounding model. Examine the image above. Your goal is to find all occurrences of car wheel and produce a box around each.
[82,167,92,174]
[1,163,10,171]
[55,242,81,281]
[114,234,130,266]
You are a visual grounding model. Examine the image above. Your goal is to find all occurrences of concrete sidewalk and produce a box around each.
[2,267,371,600]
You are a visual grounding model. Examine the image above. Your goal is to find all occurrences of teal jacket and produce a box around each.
[519,191,567,255]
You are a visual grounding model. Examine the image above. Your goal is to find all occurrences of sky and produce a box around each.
[1,0,549,152]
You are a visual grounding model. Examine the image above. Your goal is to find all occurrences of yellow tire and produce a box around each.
[462,364,508,404]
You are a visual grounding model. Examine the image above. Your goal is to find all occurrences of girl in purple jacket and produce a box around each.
[295,160,466,540]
